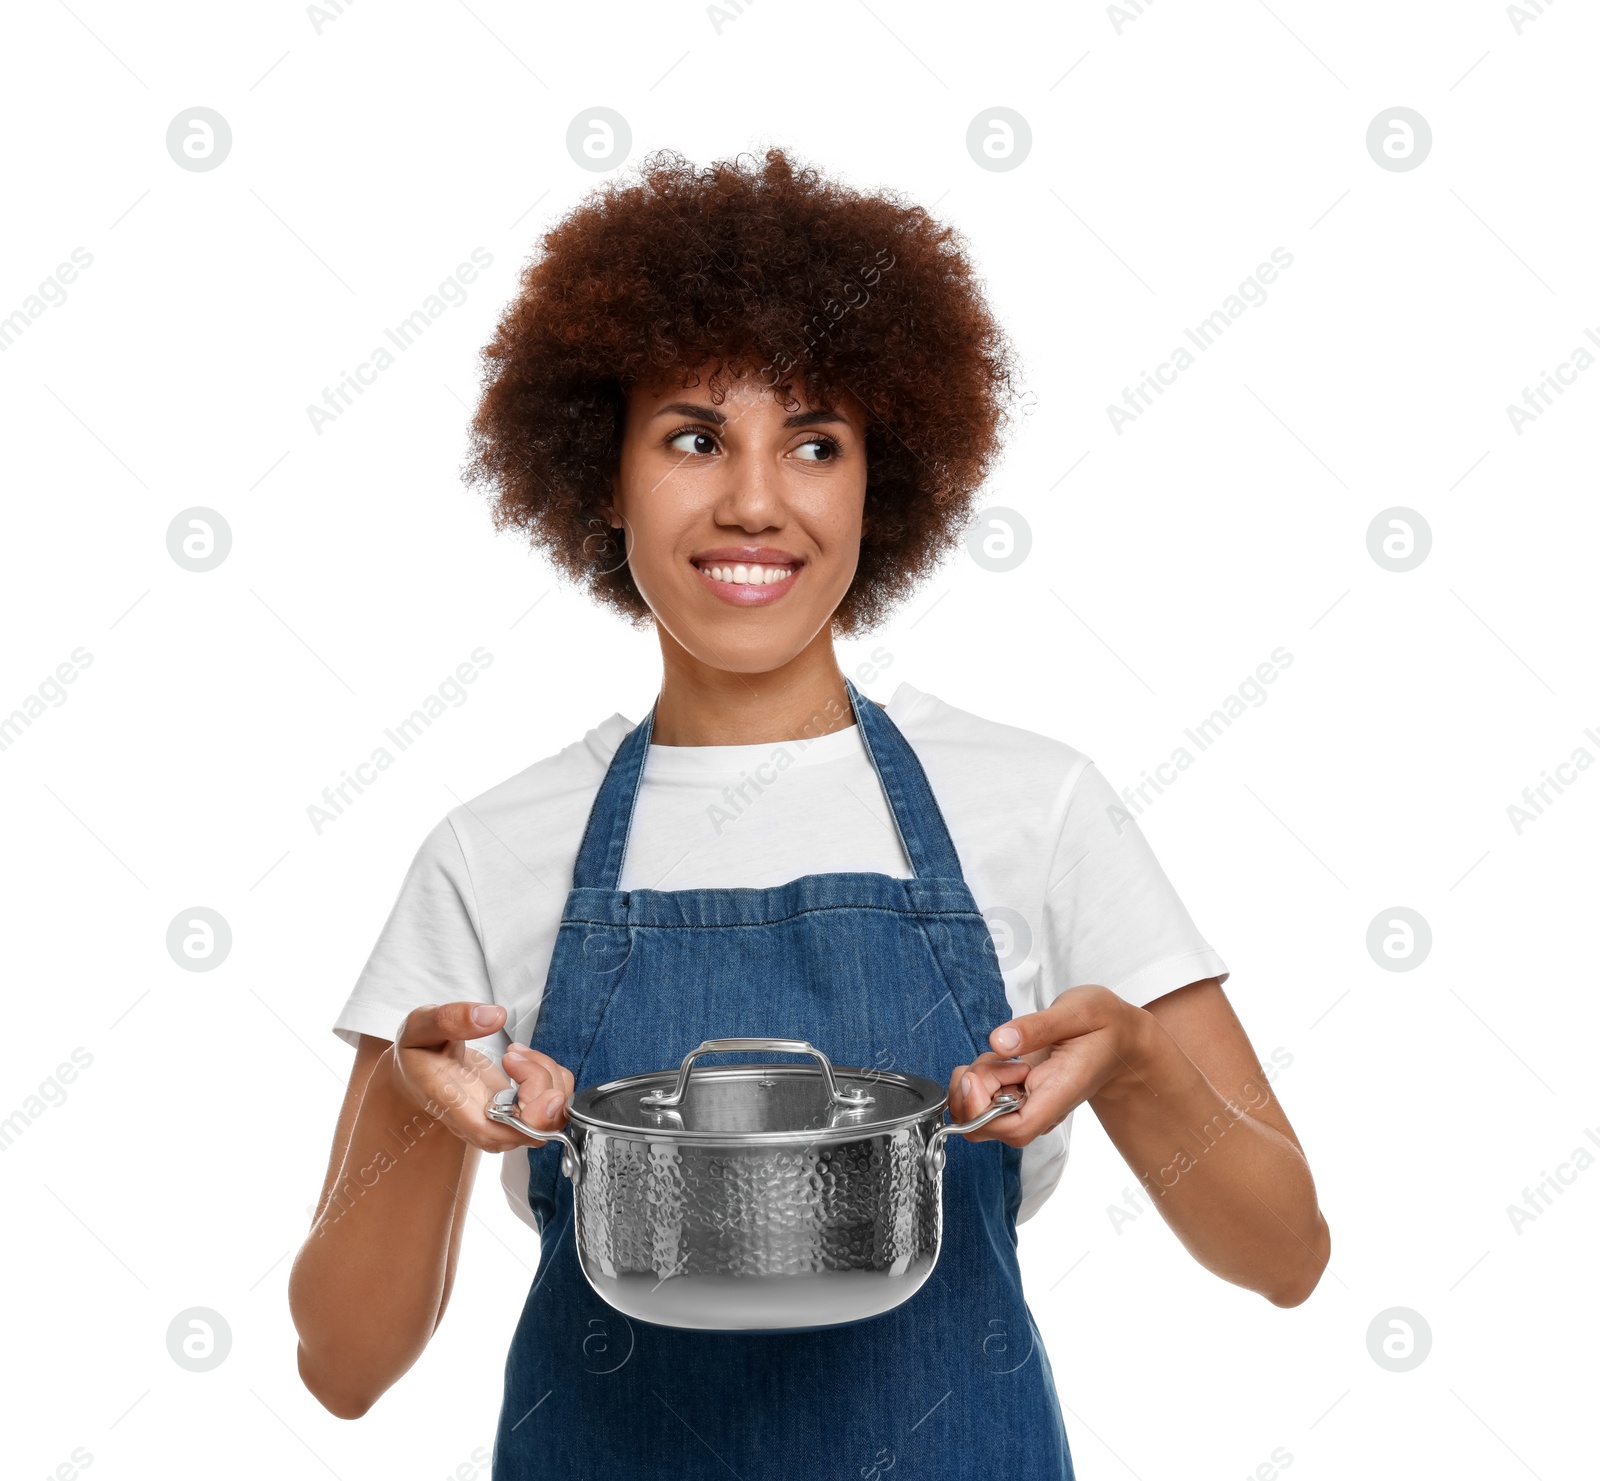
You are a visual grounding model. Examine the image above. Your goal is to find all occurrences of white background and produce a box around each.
[3,1,1597,1477]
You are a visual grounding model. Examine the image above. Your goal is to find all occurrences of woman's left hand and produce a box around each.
[947,984,1155,1146]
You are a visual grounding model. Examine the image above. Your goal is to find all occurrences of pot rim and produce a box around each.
[564,1063,951,1146]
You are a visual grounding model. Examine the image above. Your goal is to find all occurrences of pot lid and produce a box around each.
[571,1062,947,1142]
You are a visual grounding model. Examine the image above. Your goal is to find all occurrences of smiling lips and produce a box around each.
[691,549,803,606]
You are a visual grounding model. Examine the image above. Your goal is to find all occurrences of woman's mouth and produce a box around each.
[690,550,803,606]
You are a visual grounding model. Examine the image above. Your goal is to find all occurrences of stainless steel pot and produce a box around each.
[486,1037,1024,1332]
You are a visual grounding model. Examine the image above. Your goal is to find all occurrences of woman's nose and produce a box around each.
[713,450,785,531]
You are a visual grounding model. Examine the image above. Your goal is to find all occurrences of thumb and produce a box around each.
[398,1000,506,1049]
[988,1008,1053,1058]
[990,985,1114,1058]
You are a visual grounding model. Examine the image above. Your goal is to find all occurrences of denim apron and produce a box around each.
[493,680,1075,1480]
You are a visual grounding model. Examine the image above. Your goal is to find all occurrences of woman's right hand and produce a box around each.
[385,1001,575,1153]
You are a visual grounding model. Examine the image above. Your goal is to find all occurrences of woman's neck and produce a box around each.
[650,627,855,746]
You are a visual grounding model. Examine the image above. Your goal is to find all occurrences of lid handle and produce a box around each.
[638,1038,874,1111]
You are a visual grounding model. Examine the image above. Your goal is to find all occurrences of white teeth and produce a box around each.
[702,562,795,586]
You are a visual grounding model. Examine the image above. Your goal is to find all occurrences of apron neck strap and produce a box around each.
[570,678,965,891]
[842,678,964,880]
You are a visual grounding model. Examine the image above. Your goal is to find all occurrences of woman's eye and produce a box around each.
[793,438,837,462]
[667,430,718,456]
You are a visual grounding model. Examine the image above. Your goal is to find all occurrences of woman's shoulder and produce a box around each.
[421,710,636,875]
[881,682,1103,904]
[885,681,1094,792]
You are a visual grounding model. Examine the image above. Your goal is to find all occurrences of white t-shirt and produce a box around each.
[333,682,1229,1227]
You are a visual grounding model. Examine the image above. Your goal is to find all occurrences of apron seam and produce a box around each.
[562,905,987,929]
[909,915,990,1060]
[562,930,635,1087]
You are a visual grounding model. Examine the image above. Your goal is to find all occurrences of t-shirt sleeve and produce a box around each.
[1042,761,1229,1008]
[331,814,497,1050]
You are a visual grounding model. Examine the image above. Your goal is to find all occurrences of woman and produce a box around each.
[289,147,1330,1478]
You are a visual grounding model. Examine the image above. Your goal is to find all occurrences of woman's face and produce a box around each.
[607,366,870,675]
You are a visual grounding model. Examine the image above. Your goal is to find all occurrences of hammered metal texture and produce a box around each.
[574,1126,942,1283]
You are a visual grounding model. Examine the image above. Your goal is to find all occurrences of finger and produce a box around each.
[954,1058,1030,1119]
[503,1043,557,1108]
[502,1044,571,1146]
[407,1052,508,1124]
[397,1000,507,1050]
[948,1049,1023,1088]
[968,1059,1094,1145]
[961,1058,1031,1111]
[987,984,1111,1058]
[991,1078,1080,1145]
[504,1043,573,1094]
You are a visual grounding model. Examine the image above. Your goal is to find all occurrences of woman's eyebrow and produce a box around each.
[655,401,727,424]
[651,401,848,429]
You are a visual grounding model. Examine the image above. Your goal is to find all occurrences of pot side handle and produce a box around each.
[486,1087,583,1185]
[923,1089,1024,1177]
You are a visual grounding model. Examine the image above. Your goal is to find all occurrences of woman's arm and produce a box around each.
[290,1032,475,1417]
[954,978,1330,1307]
[289,1003,572,1417]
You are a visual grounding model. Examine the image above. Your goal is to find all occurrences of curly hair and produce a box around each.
[464,145,1019,633]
